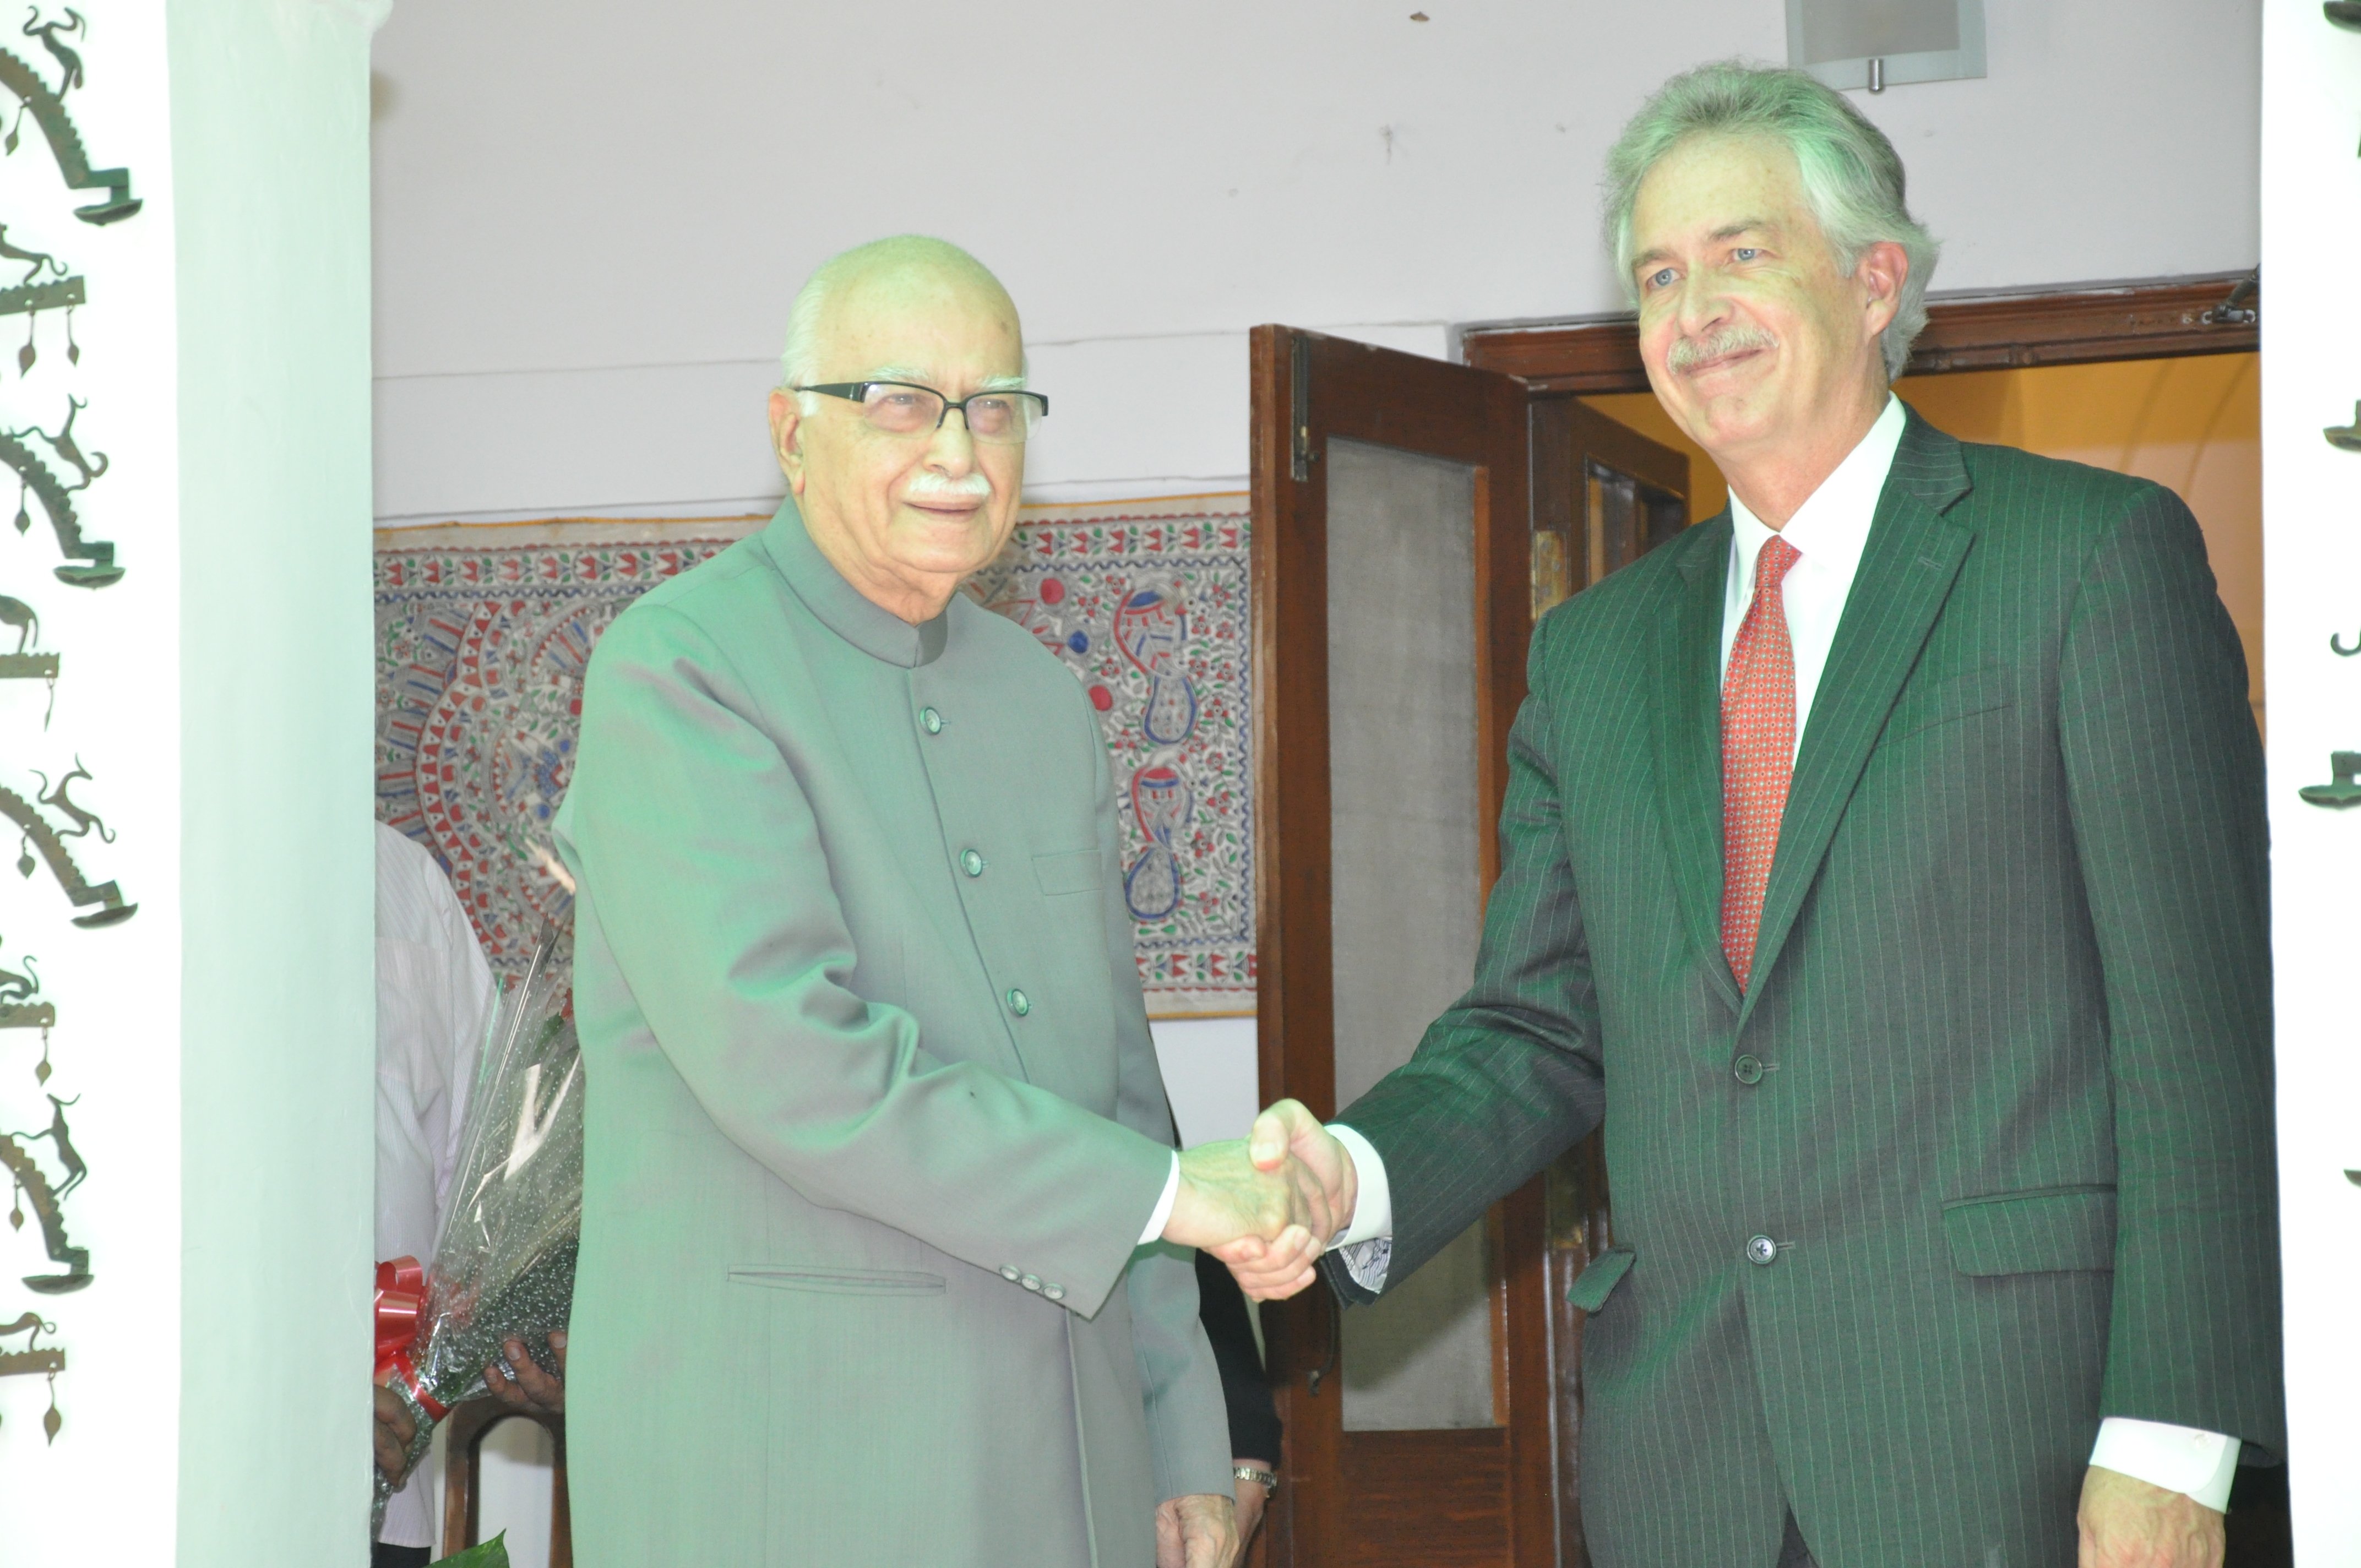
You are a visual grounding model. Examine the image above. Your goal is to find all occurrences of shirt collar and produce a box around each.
[1727,393,1907,580]
[758,496,951,668]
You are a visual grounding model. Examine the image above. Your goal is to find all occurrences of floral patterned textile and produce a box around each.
[374,497,1254,1016]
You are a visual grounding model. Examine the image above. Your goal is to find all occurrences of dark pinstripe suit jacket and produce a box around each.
[1325,411,2283,1568]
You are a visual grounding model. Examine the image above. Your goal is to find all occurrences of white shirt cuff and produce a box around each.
[1326,1124,1392,1246]
[2090,1418,2239,1512]
[1138,1151,1182,1245]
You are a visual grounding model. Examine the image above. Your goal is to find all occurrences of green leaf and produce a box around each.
[427,1533,510,1568]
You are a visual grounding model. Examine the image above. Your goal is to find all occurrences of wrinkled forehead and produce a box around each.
[818,266,1024,382]
[1630,132,1817,252]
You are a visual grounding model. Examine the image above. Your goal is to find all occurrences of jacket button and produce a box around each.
[1021,1274,1042,1292]
[1733,1054,1765,1085]
[1007,988,1031,1016]
[1043,1283,1065,1301]
[1745,1234,1778,1267]
[960,848,986,877]
[1000,1264,1021,1281]
[920,706,944,734]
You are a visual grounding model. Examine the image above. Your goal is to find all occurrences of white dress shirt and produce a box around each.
[1325,396,2238,1512]
[374,823,499,1548]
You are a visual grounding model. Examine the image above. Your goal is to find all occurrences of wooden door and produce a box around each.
[1525,394,1687,1568]
[1249,325,1548,1568]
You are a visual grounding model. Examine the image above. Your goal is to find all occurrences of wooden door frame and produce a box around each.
[1250,324,1553,1568]
[1457,271,2259,393]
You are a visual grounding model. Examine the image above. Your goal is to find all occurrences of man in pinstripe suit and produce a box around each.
[1214,63,2282,1568]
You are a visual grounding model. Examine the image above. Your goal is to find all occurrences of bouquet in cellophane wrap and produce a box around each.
[373,926,581,1533]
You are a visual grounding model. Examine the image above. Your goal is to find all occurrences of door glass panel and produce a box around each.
[1323,435,1497,1432]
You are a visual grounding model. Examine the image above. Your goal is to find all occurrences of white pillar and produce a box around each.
[171,2,380,1563]
[2261,0,2361,1558]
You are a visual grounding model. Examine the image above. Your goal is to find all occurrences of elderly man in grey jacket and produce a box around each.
[554,235,1328,1568]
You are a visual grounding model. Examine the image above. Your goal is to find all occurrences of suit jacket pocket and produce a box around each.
[727,1266,947,1295]
[1566,1246,1635,1312]
[1032,847,1102,897]
[1882,666,2017,744]
[1940,1185,2117,1277]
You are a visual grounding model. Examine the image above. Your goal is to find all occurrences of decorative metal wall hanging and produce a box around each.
[0,10,137,225]
[2298,751,2361,807]
[0,1103,89,1292]
[0,780,130,923]
[0,1310,62,1440]
[0,934,53,1044]
[2324,404,2361,453]
[0,590,57,725]
[0,407,116,584]
[0,1,143,1459]
[0,221,80,371]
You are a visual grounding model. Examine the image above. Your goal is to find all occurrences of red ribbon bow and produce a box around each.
[373,1256,447,1420]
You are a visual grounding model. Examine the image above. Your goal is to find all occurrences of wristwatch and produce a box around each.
[1233,1465,1280,1493]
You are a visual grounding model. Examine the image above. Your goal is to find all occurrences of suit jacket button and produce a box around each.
[1021,1273,1043,1292]
[1007,988,1031,1016]
[961,848,986,877]
[1746,1234,1778,1267]
[1043,1283,1065,1301]
[921,706,944,734]
[1733,1053,1765,1085]
[1000,1264,1021,1281]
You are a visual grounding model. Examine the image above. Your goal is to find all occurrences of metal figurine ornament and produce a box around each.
[0,932,56,1077]
[0,1099,89,1293]
[0,590,58,721]
[0,8,138,225]
[0,220,80,374]
[0,1310,64,1441]
[0,402,117,585]
[0,777,131,923]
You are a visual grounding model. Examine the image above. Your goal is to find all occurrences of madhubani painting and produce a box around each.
[374,495,1254,1017]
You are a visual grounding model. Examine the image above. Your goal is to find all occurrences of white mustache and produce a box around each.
[1667,324,1777,374]
[905,469,994,501]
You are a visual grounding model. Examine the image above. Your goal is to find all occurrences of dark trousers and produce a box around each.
[373,1545,432,1568]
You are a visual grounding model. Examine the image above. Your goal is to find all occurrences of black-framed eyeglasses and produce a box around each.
[797,380,1049,445]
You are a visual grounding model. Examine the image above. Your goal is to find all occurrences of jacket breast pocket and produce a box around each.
[1940,1185,2116,1277]
[1032,848,1102,897]
[727,1266,946,1296]
[1881,667,2017,745]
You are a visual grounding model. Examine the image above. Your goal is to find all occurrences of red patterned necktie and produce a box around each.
[1721,534,1802,992]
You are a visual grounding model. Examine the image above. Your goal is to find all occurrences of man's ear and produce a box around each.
[768,389,808,496]
[1854,239,1909,342]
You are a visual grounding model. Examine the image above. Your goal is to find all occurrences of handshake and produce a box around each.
[1158,1100,1355,1302]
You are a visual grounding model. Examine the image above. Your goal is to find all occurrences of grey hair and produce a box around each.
[778,235,1026,415]
[1604,61,1939,380]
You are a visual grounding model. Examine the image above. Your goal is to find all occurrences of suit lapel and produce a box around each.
[1649,515,1743,1014]
[1737,414,1976,1027]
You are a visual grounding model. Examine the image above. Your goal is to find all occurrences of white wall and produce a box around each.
[2259,0,2361,1556]
[369,0,2259,521]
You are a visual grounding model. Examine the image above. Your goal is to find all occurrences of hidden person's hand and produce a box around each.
[1156,1490,1241,1568]
[484,1330,567,1416]
[2077,1464,2225,1568]
[1231,1458,1274,1554]
[372,1382,418,1484]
